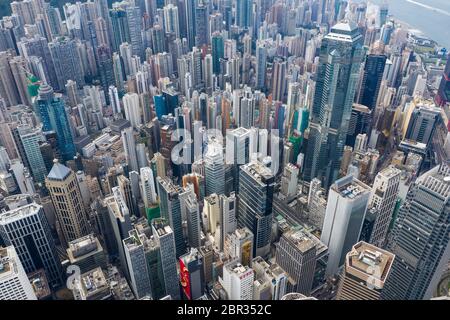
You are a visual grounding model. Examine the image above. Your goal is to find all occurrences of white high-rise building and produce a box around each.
[204,142,225,196]
[0,246,37,300]
[221,260,254,300]
[121,127,139,172]
[321,175,371,276]
[140,167,157,208]
[219,193,237,250]
[367,166,401,247]
[123,93,142,129]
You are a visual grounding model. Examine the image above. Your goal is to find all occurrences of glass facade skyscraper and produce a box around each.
[303,21,365,190]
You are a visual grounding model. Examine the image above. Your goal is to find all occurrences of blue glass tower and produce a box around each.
[35,84,76,162]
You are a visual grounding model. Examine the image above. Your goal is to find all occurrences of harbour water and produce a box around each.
[368,0,450,49]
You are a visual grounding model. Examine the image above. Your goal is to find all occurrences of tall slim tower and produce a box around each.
[151,218,180,300]
[121,127,139,172]
[156,176,186,258]
[303,21,365,189]
[321,175,371,276]
[204,142,225,196]
[46,160,90,244]
[366,166,401,247]
[238,161,274,258]
[35,84,76,161]
[381,165,450,300]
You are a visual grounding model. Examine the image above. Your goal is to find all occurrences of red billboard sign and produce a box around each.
[179,258,191,300]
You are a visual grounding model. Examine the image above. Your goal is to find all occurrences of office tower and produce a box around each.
[219,193,237,251]
[0,246,37,300]
[109,7,130,51]
[280,163,299,199]
[156,177,186,258]
[123,230,152,299]
[203,193,220,237]
[117,175,138,217]
[238,161,274,258]
[226,127,250,192]
[48,37,84,90]
[35,84,76,161]
[0,202,62,287]
[358,54,386,110]
[255,42,267,89]
[97,45,115,98]
[236,0,252,29]
[224,227,254,267]
[252,256,287,300]
[184,0,196,48]
[405,104,441,146]
[381,165,450,300]
[436,54,450,106]
[222,260,254,300]
[336,241,395,300]
[123,93,142,129]
[346,103,372,148]
[66,234,107,274]
[181,192,201,249]
[140,167,158,208]
[46,160,90,244]
[126,6,143,58]
[275,229,317,295]
[271,59,287,102]
[204,142,225,196]
[105,187,133,278]
[9,56,32,106]
[163,4,180,39]
[363,167,401,247]
[16,125,47,184]
[0,51,20,107]
[303,21,365,190]
[321,175,371,276]
[121,127,139,172]
[211,32,224,75]
[179,248,205,300]
[194,1,208,47]
[151,218,180,300]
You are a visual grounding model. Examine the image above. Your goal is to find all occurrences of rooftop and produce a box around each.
[28,269,51,299]
[333,175,371,199]
[346,241,395,286]
[0,202,41,225]
[47,160,72,181]
[284,230,316,253]
[67,234,102,261]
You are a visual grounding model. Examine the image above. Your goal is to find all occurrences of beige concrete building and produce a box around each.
[336,241,395,300]
[45,160,90,245]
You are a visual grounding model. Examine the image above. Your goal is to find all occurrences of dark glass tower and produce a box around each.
[358,54,387,110]
[303,21,365,190]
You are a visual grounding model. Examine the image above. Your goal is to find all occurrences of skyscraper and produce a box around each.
[123,230,153,299]
[365,166,401,247]
[336,241,395,300]
[238,161,274,258]
[35,84,76,161]
[204,142,225,196]
[163,4,180,39]
[358,54,387,110]
[275,229,317,295]
[381,165,450,300]
[303,21,365,189]
[151,218,180,300]
[48,36,85,90]
[156,176,186,258]
[211,32,224,75]
[0,202,63,287]
[0,246,37,300]
[236,0,252,29]
[179,248,205,300]
[321,175,371,276]
[16,125,47,184]
[121,127,139,172]
[46,160,90,244]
